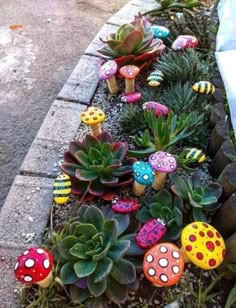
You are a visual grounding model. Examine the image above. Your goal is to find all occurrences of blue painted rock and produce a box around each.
[53,173,71,205]
[112,197,139,213]
[192,81,215,94]
[136,218,167,249]
[147,70,164,87]
[151,25,170,39]
[185,148,206,163]
[172,35,198,51]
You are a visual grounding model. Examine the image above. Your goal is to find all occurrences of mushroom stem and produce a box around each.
[107,76,119,94]
[125,78,135,94]
[37,271,53,288]
[152,172,166,190]
[132,181,146,196]
[180,247,191,263]
[90,124,102,137]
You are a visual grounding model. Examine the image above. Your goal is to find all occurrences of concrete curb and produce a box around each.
[0,0,155,306]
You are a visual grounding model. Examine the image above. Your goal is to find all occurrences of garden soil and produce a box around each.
[0,0,128,209]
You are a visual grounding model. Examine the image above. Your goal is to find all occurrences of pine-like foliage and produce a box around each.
[119,105,146,135]
[154,49,212,84]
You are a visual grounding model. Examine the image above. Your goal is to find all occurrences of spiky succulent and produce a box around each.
[120,105,146,135]
[128,109,203,158]
[170,173,222,221]
[97,13,166,69]
[136,189,183,240]
[61,131,136,201]
[52,205,144,306]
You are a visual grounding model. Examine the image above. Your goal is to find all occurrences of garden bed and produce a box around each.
[18,1,236,307]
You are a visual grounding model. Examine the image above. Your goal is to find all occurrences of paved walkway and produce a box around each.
[0,0,128,208]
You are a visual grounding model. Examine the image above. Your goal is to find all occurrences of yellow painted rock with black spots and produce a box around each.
[53,173,71,205]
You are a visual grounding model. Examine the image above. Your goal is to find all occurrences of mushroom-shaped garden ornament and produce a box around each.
[80,106,106,137]
[14,247,54,288]
[119,65,140,94]
[181,222,226,270]
[99,60,119,94]
[143,101,169,117]
[148,151,177,190]
[132,161,154,196]
[143,243,185,287]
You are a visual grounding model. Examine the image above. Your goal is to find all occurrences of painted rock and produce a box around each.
[136,218,167,249]
[192,81,215,94]
[121,92,141,103]
[143,101,169,117]
[53,173,71,205]
[151,25,170,39]
[147,70,164,87]
[172,35,198,51]
[185,148,206,163]
[112,197,139,213]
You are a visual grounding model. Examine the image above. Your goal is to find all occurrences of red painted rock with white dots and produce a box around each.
[14,247,54,288]
[181,222,226,270]
[143,243,185,287]
[172,35,198,51]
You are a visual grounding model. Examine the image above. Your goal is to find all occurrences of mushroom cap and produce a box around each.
[99,60,118,81]
[143,243,185,287]
[14,247,54,284]
[119,65,140,80]
[132,161,154,185]
[148,151,177,173]
[181,222,226,270]
[143,101,169,116]
[80,107,105,125]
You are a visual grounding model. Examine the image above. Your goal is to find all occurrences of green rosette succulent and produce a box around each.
[136,189,183,240]
[61,131,136,201]
[170,173,222,222]
[52,205,144,306]
[97,13,166,69]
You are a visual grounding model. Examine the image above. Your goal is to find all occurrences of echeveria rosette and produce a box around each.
[136,189,183,240]
[170,173,222,222]
[61,131,136,201]
[52,205,144,306]
[97,13,165,70]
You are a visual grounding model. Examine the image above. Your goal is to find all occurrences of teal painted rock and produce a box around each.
[151,26,170,39]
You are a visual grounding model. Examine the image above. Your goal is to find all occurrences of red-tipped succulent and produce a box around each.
[61,131,136,201]
[97,13,166,70]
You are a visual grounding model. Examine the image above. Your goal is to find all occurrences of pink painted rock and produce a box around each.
[136,218,167,249]
[172,35,198,51]
[143,101,169,116]
[112,197,139,213]
[121,92,141,104]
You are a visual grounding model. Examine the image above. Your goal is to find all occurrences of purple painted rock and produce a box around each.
[136,218,167,249]
[112,197,139,213]
[143,101,169,117]
[172,35,198,51]
[121,92,141,104]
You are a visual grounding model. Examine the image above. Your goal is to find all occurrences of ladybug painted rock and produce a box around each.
[121,92,141,104]
[111,197,139,213]
[136,218,167,249]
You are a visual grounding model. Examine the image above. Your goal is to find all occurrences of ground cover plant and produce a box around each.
[18,2,236,307]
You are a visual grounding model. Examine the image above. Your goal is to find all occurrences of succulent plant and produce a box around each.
[170,173,222,221]
[97,13,166,69]
[52,205,144,306]
[136,189,183,240]
[143,0,203,16]
[119,105,146,135]
[128,109,203,158]
[61,131,136,201]
[154,49,212,85]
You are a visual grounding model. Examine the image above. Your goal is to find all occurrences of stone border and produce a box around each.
[0,0,156,306]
